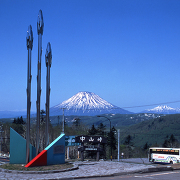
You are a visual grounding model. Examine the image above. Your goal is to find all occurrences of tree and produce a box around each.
[106,127,117,160]
[13,118,17,124]
[123,134,133,158]
[88,124,98,135]
[169,134,177,147]
[73,117,81,127]
[13,116,25,125]
[39,109,46,150]
[143,142,150,151]
[107,130,117,151]
[97,123,106,135]
[12,116,25,136]
[111,126,116,133]
[124,135,133,146]
[40,110,46,124]
[162,139,169,148]
[162,134,179,148]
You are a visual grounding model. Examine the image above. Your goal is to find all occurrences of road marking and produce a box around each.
[134,171,179,178]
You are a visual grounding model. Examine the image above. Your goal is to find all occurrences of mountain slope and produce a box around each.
[141,105,180,114]
[121,114,180,147]
[50,91,132,116]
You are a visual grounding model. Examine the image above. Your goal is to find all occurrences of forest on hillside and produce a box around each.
[1,113,180,159]
[121,114,180,148]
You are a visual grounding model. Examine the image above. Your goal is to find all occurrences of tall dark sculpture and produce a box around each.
[45,42,52,147]
[26,25,33,164]
[36,10,44,155]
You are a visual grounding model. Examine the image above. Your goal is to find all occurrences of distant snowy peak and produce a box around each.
[51,91,132,116]
[143,105,180,114]
[53,91,116,110]
[149,105,174,111]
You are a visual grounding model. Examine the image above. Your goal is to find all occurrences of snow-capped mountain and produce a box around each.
[50,91,132,116]
[142,105,180,114]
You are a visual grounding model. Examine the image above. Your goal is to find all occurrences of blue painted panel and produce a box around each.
[10,128,36,164]
[10,128,26,164]
[46,134,65,165]
[29,144,36,162]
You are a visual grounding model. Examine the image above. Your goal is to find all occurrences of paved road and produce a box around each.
[79,170,180,180]
[0,160,154,180]
[0,158,179,180]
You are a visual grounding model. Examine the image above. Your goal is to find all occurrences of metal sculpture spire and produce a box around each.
[26,25,33,163]
[45,42,52,147]
[36,9,44,155]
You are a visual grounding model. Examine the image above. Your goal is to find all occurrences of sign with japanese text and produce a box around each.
[75,135,107,144]
[78,145,104,151]
[65,136,80,146]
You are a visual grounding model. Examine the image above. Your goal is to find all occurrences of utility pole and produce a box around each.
[62,108,65,133]
[118,129,120,161]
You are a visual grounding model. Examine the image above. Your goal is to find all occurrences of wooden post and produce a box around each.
[67,146,69,159]
[96,143,100,161]
[81,143,84,161]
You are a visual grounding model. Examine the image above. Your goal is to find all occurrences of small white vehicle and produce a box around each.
[149,147,180,164]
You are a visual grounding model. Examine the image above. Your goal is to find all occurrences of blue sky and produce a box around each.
[1,0,180,113]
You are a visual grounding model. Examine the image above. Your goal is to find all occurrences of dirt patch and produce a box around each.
[0,163,73,171]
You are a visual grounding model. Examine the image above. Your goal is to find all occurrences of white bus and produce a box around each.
[149,147,180,164]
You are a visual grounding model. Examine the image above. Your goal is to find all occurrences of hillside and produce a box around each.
[0,113,161,128]
[2,113,180,149]
[47,113,162,129]
[121,114,180,148]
